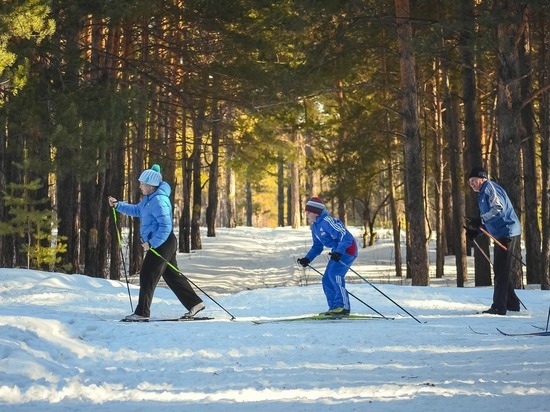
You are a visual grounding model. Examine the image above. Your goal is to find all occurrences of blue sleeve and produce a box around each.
[305,230,324,262]
[116,201,142,217]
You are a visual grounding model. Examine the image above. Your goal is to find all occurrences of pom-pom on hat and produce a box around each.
[305,196,326,215]
[139,164,162,187]
[468,167,488,180]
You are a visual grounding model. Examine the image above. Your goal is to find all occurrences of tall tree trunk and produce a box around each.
[56,151,80,273]
[426,74,445,279]
[388,137,403,279]
[107,24,126,281]
[395,0,429,285]
[128,22,149,275]
[178,24,191,252]
[290,131,302,229]
[381,35,402,278]
[0,111,11,266]
[107,145,124,281]
[130,98,146,275]
[277,153,285,227]
[82,178,102,277]
[290,162,300,229]
[206,100,221,237]
[191,102,205,250]
[336,81,347,224]
[246,180,252,226]
[519,16,542,285]
[286,179,292,227]
[82,18,109,278]
[495,0,525,288]
[55,13,81,273]
[225,145,236,228]
[180,134,192,252]
[459,0,492,286]
[442,64,468,286]
[537,8,550,291]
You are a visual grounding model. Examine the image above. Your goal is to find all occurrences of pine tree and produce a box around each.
[0,162,66,270]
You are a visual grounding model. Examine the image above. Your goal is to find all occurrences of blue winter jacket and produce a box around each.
[116,181,173,249]
[478,180,521,238]
[305,209,358,262]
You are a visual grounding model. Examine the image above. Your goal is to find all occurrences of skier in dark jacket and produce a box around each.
[108,164,204,321]
[297,197,358,316]
[466,167,521,315]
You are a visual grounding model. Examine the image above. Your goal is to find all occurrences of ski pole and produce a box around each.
[463,226,493,265]
[478,226,527,268]
[149,247,236,320]
[333,257,422,324]
[546,304,550,332]
[473,238,492,267]
[112,207,134,312]
[304,264,392,320]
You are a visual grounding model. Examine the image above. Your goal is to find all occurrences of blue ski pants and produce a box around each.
[322,253,356,311]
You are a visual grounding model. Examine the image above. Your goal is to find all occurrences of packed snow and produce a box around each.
[1,226,549,411]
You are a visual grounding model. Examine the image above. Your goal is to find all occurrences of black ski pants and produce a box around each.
[491,235,520,313]
[134,232,203,317]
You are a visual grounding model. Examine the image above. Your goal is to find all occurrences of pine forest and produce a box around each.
[1,0,549,290]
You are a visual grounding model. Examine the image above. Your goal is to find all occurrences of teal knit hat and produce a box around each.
[138,164,162,186]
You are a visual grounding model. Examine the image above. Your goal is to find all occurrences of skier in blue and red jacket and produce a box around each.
[297,197,358,316]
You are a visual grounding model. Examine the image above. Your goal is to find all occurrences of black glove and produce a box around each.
[297,257,311,267]
[466,216,482,229]
[464,226,481,241]
[330,252,342,262]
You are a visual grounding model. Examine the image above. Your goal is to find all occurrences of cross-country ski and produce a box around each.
[252,313,391,324]
[468,326,550,336]
[496,328,550,337]
[120,316,215,323]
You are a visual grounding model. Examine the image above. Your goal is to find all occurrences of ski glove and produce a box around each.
[464,227,481,241]
[330,252,343,262]
[297,257,310,267]
[466,216,482,229]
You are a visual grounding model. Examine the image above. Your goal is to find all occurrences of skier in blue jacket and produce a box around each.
[297,197,358,316]
[465,167,521,315]
[108,164,204,321]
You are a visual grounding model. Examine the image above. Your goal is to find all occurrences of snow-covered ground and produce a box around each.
[1,226,549,411]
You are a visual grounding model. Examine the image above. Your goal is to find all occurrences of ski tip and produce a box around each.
[468,325,489,335]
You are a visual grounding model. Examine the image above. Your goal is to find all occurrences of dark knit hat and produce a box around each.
[305,197,326,215]
[468,167,488,179]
